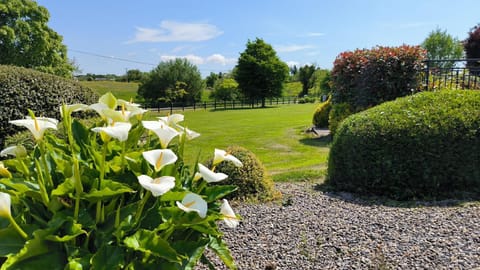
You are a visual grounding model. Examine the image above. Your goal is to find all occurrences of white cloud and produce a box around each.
[275,44,315,53]
[306,32,325,37]
[206,54,236,65]
[286,61,300,68]
[128,20,223,43]
[160,54,205,65]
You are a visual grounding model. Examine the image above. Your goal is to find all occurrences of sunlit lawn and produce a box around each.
[149,103,330,181]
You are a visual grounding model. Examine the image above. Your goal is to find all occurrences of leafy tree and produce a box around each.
[298,64,317,97]
[210,78,239,101]
[205,72,220,88]
[0,0,74,77]
[234,38,289,107]
[138,58,203,103]
[421,27,464,69]
[125,69,144,82]
[464,24,480,75]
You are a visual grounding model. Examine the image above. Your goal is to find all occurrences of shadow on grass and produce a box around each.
[208,105,281,112]
[298,134,332,147]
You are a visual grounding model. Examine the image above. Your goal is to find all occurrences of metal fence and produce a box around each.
[423,58,480,91]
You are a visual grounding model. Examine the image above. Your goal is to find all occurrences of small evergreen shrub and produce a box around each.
[0,65,98,145]
[326,90,480,200]
[328,102,352,136]
[212,146,279,201]
[312,96,331,128]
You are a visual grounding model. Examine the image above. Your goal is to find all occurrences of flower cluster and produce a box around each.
[0,92,241,269]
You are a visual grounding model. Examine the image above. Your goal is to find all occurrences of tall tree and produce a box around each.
[138,58,203,103]
[234,38,289,107]
[421,27,464,69]
[464,24,480,75]
[298,64,317,97]
[210,78,239,101]
[0,0,74,77]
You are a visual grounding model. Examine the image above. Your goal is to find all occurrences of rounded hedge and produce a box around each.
[212,146,280,201]
[0,65,99,145]
[327,90,480,200]
[312,96,331,128]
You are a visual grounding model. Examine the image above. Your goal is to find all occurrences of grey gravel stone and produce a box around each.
[197,182,480,270]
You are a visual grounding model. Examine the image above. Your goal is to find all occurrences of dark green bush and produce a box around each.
[0,65,98,145]
[212,146,280,201]
[327,90,480,200]
[312,96,331,128]
[328,102,352,136]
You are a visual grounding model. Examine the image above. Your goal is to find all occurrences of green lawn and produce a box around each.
[149,103,330,181]
[80,81,139,101]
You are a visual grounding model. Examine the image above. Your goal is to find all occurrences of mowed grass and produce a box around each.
[149,103,330,181]
[80,81,139,101]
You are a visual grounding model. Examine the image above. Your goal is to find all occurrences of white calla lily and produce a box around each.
[177,124,200,140]
[142,120,179,148]
[220,199,239,228]
[142,149,177,172]
[176,193,207,218]
[0,192,11,218]
[137,175,175,197]
[60,103,89,117]
[0,145,27,158]
[197,163,228,183]
[213,149,243,167]
[9,116,58,141]
[91,122,132,142]
[157,114,184,126]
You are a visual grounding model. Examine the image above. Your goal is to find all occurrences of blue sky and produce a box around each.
[36,0,479,77]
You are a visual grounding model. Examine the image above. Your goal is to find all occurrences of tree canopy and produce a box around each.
[298,64,317,97]
[210,78,239,101]
[234,38,289,107]
[0,0,74,77]
[138,58,203,103]
[421,27,463,69]
[464,24,480,75]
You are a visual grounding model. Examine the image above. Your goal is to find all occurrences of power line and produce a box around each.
[69,49,157,66]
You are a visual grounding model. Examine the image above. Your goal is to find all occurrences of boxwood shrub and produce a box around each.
[326,90,480,200]
[312,96,331,128]
[0,65,98,145]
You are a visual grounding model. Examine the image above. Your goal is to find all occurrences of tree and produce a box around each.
[138,58,203,103]
[421,27,464,69]
[298,64,317,97]
[205,72,220,88]
[125,69,144,82]
[210,78,239,101]
[464,24,480,75]
[234,38,289,107]
[0,0,74,77]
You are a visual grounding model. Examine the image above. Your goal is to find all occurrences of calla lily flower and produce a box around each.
[9,116,58,141]
[0,192,11,218]
[142,121,179,148]
[0,145,27,158]
[177,125,201,140]
[137,175,175,197]
[176,193,207,218]
[99,92,117,109]
[142,149,177,172]
[60,103,89,117]
[197,163,228,183]
[220,199,239,228]
[158,114,184,126]
[213,149,243,167]
[89,103,110,119]
[91,122,132,142]
[0,162,11,179]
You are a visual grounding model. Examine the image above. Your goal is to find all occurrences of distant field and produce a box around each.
[284,81,302,97]
[79,81,139,101]
[149,103,329,182]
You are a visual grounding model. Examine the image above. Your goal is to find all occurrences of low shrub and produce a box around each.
[212,146,280,201]
[328,102,352,136]
[312,96,331,128]
[326,90,480,200]
[0,65,98,146]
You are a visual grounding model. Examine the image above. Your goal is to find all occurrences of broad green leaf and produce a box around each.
[90,245,124,270]
[202,185,238,202]
[51,177,75,197]
[160,191,188,202]
[0,227,25,256]
[124,229,181,263]
[82,179,133,202]
[172,239,209,270]
[208,236,237,270]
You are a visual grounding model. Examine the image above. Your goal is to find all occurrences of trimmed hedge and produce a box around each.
[327,90,480,200]
[0,65,98,145]
[312,96,331,128]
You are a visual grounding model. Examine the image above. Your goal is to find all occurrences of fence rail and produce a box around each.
[423,58,480,91]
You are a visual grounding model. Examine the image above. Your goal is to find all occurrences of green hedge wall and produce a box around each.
[0,65,98,145]
[327,90,480,200]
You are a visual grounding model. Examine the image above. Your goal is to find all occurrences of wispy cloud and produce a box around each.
[159,53,236,66]
[306,32,325,37]
[275,44,315,53]
[128,20,223,43]
[286,61,300,68]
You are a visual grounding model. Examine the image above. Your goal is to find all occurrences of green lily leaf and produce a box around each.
[0,227,25,256]
[202,185,238,202]
[172,239,209,270]
[208,236,237,270]
[160,191,188,202]
[124,229,182,263]
[90,245,124,270]
[82,179,134,202]
[51,177,75,197]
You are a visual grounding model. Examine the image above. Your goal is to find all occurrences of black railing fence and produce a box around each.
[423,58,480,91]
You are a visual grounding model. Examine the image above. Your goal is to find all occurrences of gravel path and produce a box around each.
[197,182,480,270]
